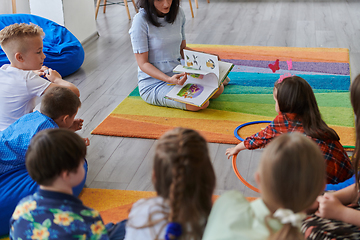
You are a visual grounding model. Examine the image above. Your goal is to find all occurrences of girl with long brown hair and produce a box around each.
[301,74,360,239]
[204,132,326,240]
[124,127,216,240]
[226,76,353,184]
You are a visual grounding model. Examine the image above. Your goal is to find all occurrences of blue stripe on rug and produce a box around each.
[228,72,350,91]
[223,85,348,95]
[223,59,350,75]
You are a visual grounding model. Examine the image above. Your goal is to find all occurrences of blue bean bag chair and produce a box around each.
[0,14,84,77]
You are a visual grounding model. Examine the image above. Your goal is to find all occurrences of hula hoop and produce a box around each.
[232,154,260,193]
[234,121,271,141]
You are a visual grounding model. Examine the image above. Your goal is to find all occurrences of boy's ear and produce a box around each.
[14,52,24,63]
[54,114,70,128]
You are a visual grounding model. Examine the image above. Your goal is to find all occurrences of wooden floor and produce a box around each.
[64,0,360,198]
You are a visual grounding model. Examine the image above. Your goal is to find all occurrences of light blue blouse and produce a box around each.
[129,7,186,81]
[129,7,187,109]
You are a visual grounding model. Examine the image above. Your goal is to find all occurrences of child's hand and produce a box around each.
[69,119,84,131]
[83,138,90,146]
[315,193,346,220]
[225,147,240,159]
[46,68,62,82]
[170,73,187,85]
[225,142,246,159]
[33,66,49,76]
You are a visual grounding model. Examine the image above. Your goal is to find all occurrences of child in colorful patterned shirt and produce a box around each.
[10,129,126,240]
[225,76,353,184]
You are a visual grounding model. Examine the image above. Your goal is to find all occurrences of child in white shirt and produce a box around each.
[0,23,79,131]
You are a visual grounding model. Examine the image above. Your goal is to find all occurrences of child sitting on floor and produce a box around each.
[0,86,86,236]
[301,74,360,239]
[0,23,80,131]
[124,127,216,240]
[203,132,326,240]
[10,129,126,240]
[225,75,353,184]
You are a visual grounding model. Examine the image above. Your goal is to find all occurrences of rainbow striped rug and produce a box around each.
[92,45,355,146]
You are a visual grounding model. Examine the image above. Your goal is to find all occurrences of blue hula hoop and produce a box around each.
[234,121,271,141]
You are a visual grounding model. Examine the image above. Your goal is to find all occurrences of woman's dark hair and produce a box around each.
[26,129,86,186]
[137,0,180,27]
[274,76,339,141]
[351,74,360,193]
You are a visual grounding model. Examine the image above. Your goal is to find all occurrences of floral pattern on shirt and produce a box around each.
[10,190,109,240]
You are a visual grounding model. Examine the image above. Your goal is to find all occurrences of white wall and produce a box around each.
[0,0,30,14]
[29,0,65,25]
[0,0,97,43]
[63,0,97,43]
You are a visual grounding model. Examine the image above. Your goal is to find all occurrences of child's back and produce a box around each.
[226,76,353,184]
[125,128,216,240]
[10,129,108,239]
[206,132,326,240]
[0,87,83,237]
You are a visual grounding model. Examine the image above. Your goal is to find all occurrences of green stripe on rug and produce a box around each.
[212,92,351,108]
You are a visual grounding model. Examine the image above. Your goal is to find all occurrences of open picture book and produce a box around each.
[165,50,234,107]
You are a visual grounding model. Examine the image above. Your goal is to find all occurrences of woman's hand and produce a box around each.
[169,73,187,85]
[315,193,346,220]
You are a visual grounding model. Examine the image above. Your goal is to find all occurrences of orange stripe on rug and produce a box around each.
[93,115,355,146]
[92,115,240,144]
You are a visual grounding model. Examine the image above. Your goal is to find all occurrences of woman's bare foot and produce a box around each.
[223,76,230,86]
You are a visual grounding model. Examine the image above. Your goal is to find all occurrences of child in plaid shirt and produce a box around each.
[226,76,353,184]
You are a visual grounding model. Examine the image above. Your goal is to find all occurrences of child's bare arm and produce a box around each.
[332,184,358,205]
[225,142,246,159]
[43,68,80,97]
[316,192,360,226]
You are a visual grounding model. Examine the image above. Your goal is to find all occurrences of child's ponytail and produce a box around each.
[267,223,303,240]
[153,128,216,240]
[166,140,187,240]
[267,209,306,240]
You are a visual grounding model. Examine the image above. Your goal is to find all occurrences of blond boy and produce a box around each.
[0,23,80,131]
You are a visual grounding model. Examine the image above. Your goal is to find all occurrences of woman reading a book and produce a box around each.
[129,0,225,111]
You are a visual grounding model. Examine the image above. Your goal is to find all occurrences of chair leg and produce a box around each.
[195,0,198,9]
[12,0,17,13]
[95,0,102,19]
[103,0,107,13]
[131,0,138,13]
[124,0,131,20]
[188,0,194,18]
